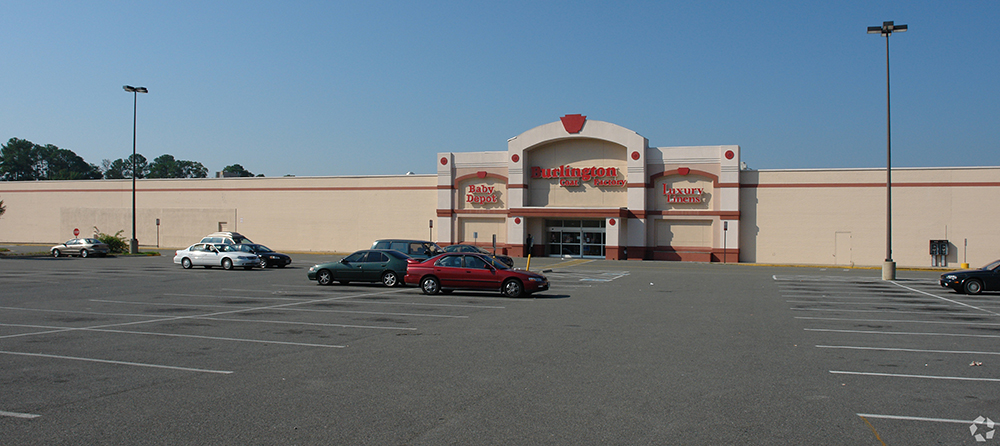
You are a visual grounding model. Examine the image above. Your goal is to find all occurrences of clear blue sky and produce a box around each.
[2,1,997,177]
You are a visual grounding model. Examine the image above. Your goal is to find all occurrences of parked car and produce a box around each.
[443,244,514,267]
[308,249,411,287]
[371,239,443,260]
[173,243,258,270]
[232,243,292,268]
[199,232,253,246]
[940,259,1000,294]
[51,238,110,258]
[404,252,548,298]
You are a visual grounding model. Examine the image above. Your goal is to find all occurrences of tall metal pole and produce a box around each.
[123,85,147,254]
[868,21,905,280]
[884,32,892,275]
[131,90,138,254]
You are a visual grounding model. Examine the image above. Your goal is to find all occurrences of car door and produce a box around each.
[985,264,1000,291]
[433,254,465,288]
[338,251,368,281]
[462,255,501,290]
[359,251,389,282]
[64,239,82,255]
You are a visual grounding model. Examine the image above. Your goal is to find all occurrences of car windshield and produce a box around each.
[253,245,274,253]
[984,260,1000,270]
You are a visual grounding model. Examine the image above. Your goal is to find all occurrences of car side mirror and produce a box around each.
[340,258,348,264]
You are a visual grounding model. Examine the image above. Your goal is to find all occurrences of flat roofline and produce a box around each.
[747,165,1000,173]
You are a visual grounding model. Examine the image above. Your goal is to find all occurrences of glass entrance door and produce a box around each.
[546,220,606,258]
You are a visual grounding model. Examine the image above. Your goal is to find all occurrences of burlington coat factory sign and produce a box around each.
[530,165,626,187]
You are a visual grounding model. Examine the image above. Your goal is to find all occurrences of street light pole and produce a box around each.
[123,85,148,254]
[868,21,906,280]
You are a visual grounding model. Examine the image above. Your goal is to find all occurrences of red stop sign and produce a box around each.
[73,228,80,236]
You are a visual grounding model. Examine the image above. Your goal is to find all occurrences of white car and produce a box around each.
[173,243,258,270]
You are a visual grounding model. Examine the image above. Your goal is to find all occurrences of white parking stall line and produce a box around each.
[792,307,975,316]
[857,413,982,425]
[336,300,506,309]
[92,299,470,319]
[165,293,313,302]
[831,370,1000,382]
[788,300,954,308]
[797,316,1000,327]
[0,410,41,419]
[806,327,1000,340]
[0,350,233,374]
[0,306,158,319]
[817,345,1000,356]
[0,323,347,348]
[194,317,418,331]
[890,280,1000,317]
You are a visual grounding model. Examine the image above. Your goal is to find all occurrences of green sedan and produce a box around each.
[307,249,411,287]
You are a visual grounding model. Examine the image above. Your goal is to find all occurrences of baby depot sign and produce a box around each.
[466,184,499,205]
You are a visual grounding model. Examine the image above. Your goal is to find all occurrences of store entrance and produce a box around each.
[546,219,606,258]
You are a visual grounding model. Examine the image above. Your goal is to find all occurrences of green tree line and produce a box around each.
[0,137,259,181]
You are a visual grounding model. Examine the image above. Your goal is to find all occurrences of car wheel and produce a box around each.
[316,269,333,286]
[502,279,524,298]
[181,258,193,269]
[420,277,440,295]
[52,249,61,258]
[222,258,233,270]
[80,249,89,258]
[258,257,268,268]
[381,271,399,287]
[965,279,984,295]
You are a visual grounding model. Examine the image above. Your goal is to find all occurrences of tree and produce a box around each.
[1,138,101,180]
[38,145,102,180]
[222,164,255,177]
[148,154,208,178]
[101,158,128,179]
[0,138,44,180]
[102,154,149,179]
[0,199,5,218]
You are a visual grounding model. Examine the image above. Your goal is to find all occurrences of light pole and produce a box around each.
[867,21,906,280]
[123,85,148,254]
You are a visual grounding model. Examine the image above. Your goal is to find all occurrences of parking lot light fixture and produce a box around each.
[123,85,148,254]
[867,21,906,280]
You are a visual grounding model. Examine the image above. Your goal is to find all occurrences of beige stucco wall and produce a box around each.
[2,165,996,268]
[740,167,1000,268]
[0,175,437,253]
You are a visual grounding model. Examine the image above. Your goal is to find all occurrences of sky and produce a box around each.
[2,1,998,177]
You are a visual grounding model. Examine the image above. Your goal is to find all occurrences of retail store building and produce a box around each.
[1,115,997,268]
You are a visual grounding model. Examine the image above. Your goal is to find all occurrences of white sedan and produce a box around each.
[173,243,258,270]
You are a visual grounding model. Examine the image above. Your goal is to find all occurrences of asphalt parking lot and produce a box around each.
[1,252,996,445]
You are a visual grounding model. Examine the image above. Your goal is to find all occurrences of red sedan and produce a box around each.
[404,252,549,298]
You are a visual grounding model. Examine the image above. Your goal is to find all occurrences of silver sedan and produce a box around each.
[51,238,110,258]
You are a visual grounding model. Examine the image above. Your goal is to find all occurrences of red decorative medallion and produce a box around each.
[477,171,487,179]
[514,217,521,225]
[678,167,690,175]
[440,157,448,165]
[631,151,640,161]
[511,154,519,163]
[560,114,586,134]
[725,150,735,160]
[609,219,616,226]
